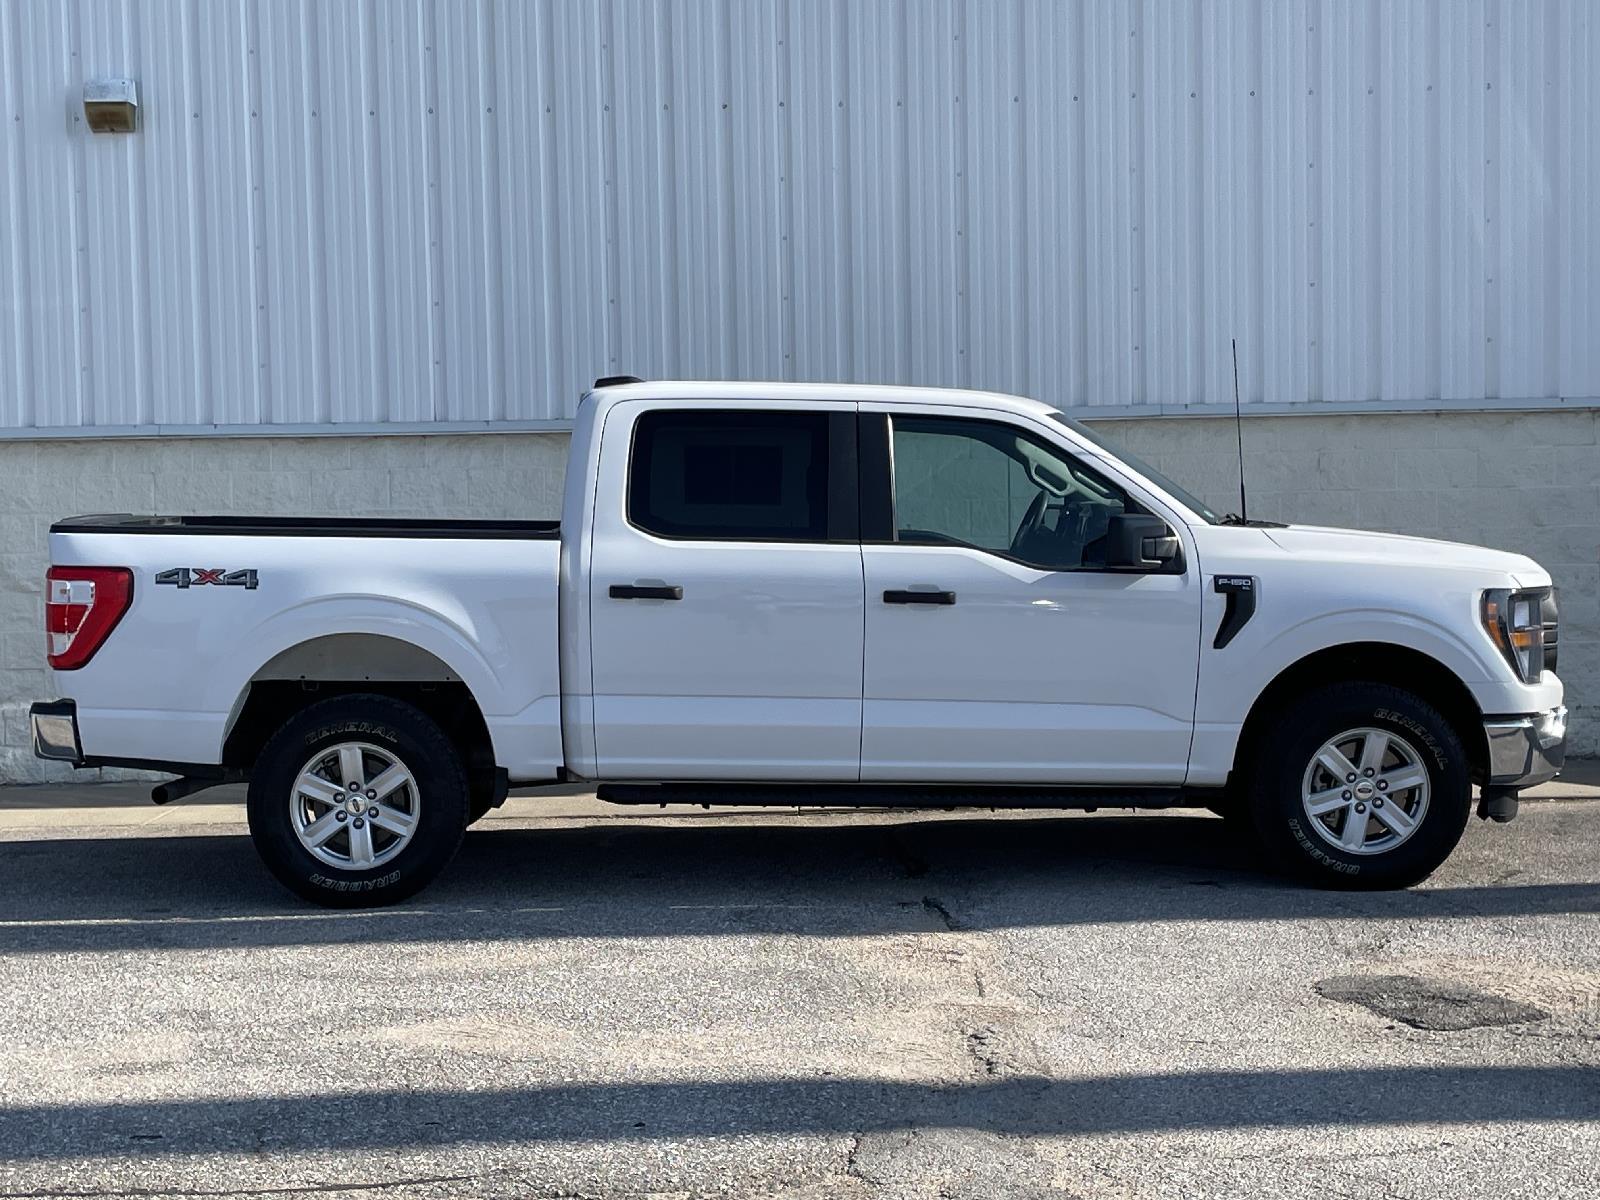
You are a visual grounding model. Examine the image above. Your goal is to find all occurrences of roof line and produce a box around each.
[0,395,1595,441]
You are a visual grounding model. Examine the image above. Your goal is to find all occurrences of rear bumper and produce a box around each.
[30,699,83,764]
[1484,705,1567,789]
[30,699,222,779]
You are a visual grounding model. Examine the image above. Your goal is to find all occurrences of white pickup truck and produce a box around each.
[31,379,1566,905]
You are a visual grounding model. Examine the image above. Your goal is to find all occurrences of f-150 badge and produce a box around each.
[155,568,259,590]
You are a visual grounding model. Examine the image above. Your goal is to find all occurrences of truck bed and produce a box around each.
[44,514,564,777]
[51,514,560,539]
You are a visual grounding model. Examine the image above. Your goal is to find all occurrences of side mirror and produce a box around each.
[1105,513,1181,570]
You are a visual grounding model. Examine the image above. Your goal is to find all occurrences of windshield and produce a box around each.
[1047,411,1223,525]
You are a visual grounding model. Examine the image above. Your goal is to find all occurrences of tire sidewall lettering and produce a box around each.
[304,721,401,749]
[1371,707,1449,771]
[309,869,403,893]
[1286,817,1361,875]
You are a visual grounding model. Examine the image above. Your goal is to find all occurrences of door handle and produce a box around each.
[609,583,683,601]
[883,588,956,606]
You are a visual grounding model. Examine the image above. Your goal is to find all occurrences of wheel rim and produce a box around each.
[290,742,421,870]
[1300,726,1430,856]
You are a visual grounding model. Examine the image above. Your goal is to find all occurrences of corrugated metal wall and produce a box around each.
[1,0,1596,435]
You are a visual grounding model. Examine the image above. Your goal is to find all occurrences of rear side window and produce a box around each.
[628,410,831,541]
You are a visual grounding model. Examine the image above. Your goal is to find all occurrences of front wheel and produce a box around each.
[1248,682,1472,889]
[247,695,470,907]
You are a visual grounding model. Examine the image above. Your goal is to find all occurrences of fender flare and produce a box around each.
[214,597,508,759]
[1224,609,1493,721]
[1189,610,1496,787]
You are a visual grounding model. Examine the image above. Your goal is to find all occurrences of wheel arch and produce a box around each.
[222,633,495,782]
[1231,642,1488,787]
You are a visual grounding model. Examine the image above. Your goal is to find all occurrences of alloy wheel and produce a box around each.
[289,742,421,870]
[1300,727,1431,856]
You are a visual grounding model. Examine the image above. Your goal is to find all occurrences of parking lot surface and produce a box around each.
[0,781,1597,1199]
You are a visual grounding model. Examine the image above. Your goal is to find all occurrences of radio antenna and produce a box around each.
[1231,337,1247,522]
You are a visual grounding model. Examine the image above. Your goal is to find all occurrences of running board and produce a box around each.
[595,782,1195,810]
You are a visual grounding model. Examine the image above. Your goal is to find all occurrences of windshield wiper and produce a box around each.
[1219,513,1288,528]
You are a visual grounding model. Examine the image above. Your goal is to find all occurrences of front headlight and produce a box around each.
[1482,587,1558,682]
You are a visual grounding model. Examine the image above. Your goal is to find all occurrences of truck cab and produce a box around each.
[32,380,1566,905]
[565,383,1204,785]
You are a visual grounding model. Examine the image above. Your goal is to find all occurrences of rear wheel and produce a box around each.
[1248,682,1471,889]
[247,694,469,907]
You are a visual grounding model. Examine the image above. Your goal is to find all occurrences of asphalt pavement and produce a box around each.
[0,773,1596,1198]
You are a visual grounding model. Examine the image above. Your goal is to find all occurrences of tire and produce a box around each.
[1247,682,1471,890]
[467,767,510,825]
[247,694,470,907]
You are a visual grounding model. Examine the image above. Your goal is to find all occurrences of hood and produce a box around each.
[1263,525,1547,585]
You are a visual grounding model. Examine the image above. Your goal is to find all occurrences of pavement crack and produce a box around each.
[920,895,989,996]
[965,1022,1007,1076]
[921,895,959,931]
[844,1132,864,1180]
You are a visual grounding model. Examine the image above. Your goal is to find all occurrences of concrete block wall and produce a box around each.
[0,408,1593,782]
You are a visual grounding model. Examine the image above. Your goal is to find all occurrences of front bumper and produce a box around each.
[1484,705,1566,789]
[30,699,83,765]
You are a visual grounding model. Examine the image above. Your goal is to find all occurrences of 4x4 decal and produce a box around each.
[155,567,259,590]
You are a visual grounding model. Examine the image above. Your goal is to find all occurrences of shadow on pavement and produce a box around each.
[2,1065,1597,1160]
[1,815,1597,954]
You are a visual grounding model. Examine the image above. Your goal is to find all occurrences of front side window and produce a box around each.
[1048,411,1221,524]
[890,416,1135,570]
[629,410,830,540]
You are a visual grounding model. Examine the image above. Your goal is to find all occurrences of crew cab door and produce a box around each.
[858,406,1201,784]
[586,400,864,779]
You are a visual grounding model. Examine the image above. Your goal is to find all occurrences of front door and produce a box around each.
[587,402,865,779]
[859,409,1202,784]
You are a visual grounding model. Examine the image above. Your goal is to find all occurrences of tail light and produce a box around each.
[45,567,133,670]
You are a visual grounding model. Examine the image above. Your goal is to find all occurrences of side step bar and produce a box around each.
[596,782,1197,810]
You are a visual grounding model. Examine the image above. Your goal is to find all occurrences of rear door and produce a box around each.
[858,405,1202,784]
[586,400,864,779]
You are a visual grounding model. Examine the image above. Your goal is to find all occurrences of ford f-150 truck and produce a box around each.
[30,379,1566,905]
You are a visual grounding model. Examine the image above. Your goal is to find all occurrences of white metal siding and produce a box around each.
[1,0,1596,435]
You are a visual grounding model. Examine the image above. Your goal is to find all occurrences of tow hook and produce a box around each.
[1477,786,1519,824]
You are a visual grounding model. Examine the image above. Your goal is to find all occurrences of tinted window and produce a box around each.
[890,416,1136,570]
[629,410,830,540]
